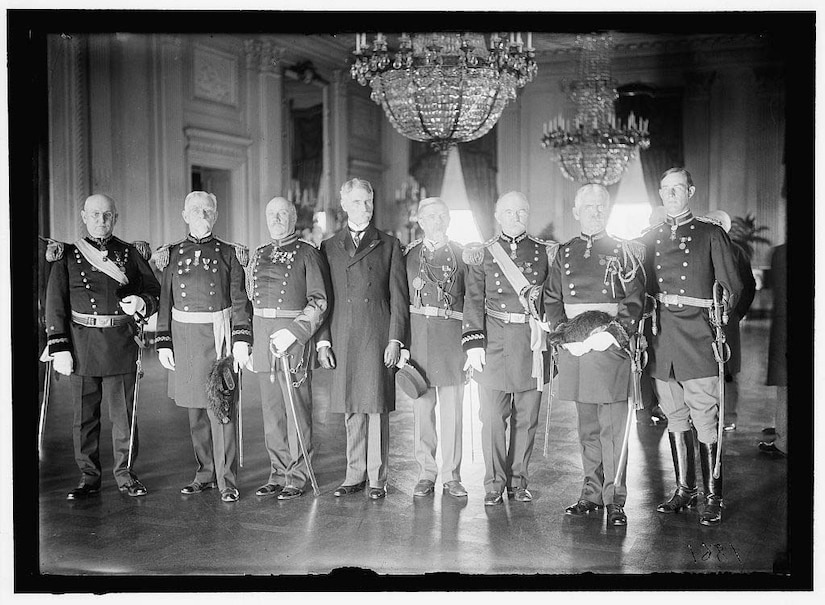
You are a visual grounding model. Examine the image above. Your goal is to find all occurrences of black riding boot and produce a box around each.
[699,440,723,526]
[657,430,698,513]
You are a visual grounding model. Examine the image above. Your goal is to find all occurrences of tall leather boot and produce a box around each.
[699,440,723,526]
[656,430,698,513]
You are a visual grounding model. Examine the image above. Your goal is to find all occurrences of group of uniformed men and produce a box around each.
[44,167,744,528]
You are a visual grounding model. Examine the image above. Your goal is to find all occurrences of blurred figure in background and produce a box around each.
[759,243,787,456]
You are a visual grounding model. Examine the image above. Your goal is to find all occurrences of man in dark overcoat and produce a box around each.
[640,168,743,526]
[538,184,646,526]
[462,191,557,506]
[247,197,330,500]
[155,191,252,503]
[403,197,468,499]
[316,178,409,500]
[45,194,160,499]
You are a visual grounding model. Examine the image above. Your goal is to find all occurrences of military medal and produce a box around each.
[185,258,191,272]
[412,276,425,291]
[670,224,678,241]
[193,250,201,266]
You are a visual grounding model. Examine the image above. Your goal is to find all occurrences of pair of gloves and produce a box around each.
[50,295,146,376]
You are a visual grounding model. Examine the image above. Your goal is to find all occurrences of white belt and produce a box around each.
[485,307,528,324]
[655,293,712,308]
[253,308,301,319]
[172,308,230,323]
[172,307,231,359]
[564,302,619,319]
[409,305,463,320]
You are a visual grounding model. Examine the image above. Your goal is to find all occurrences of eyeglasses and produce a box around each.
[659,184,689,195]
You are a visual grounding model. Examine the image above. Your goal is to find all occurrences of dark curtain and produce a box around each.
[291,103,323,198]
[616,85,684,206]
[409,127,498,240]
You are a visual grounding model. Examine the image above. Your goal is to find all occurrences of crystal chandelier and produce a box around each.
[351,32,537,159]
[540,32,650,186]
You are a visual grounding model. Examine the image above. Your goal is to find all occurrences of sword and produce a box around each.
[127,316,146,469]
[615,334,647,487]
[543,347,557,458]
[711,281,731,479]
[465,369,475,463]
[39,357,52,460]
[238,367,244,468]
[271,344,320,496]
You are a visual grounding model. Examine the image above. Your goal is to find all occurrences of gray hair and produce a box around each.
[184,190,218,211]
[340,178,374,201]
[266,196,298,222]
[418,197,448,212]
[574,184,610,207]
[495,191,529,211]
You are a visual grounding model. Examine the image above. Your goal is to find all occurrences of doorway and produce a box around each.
[191,165,231,238]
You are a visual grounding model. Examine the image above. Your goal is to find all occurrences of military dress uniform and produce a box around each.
[640,209,743,524]
[45,236,160,493]
[246,231,329,495]
[462,232,557,499]
[541,231,645,517]
[404,238,467,492]
[155,234,252,495]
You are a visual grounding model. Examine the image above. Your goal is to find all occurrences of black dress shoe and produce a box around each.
[118,479,147,497]
[180,481,217,495]
[333,481,366,497]
[277,486,304,500]
[221,488,240,503]
[762,427,776,435]
[758,441,786,457]
[484,491,503,506]
[67,483,100,500]
[513,487,533,502]
[564,499,603,515]
[255,483,284,497]
[657,490,698,513]
[368,487,386,500]
[607,503,627,526]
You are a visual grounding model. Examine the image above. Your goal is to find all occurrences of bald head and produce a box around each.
[182,190,218,237]
[81,194,118,239]
[494,191,530,237]
[265,196,297,240]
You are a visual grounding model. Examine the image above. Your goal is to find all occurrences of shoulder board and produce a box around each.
[619,239,646,264]
[449,240,465,250]
[43,238,65,262]
[403,239,423,256]
[151,238,185,271]
[528,235,556,246]
[640,222,664,236]
[216,238,249,267]
[695,215,723,229]
[131,240,152,260]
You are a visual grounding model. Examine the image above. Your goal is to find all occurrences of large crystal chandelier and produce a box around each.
[351,32,537,159]
[541,32,650,185]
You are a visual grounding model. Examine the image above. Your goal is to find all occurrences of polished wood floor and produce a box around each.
[35,319,789,579]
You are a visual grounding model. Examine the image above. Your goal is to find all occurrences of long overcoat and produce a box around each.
[318,225,409,414]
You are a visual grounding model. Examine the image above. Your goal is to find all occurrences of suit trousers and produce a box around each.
[70,372,138,488]
[343,412,389,489]
[413,384,464,483]
[654,375,719,444]
[258,369,314,488]
[724,371,740,424]
[478,385,542,492]
[574,401,628,506]
[187,406,238,491]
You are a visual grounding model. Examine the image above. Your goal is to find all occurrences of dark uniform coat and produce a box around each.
[154,234,252,408]
[462,232,556,393]
[639,211,743,382]
[404,239,466,387]
[46,236,160,376]
[246,232,330,373]
[318,225,409,414]
[543,232,646,403]
[723,241,756,375]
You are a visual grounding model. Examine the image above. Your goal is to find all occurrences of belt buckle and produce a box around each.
[443,309,452,319]
[663,294,678,306]
[502,313,511,324]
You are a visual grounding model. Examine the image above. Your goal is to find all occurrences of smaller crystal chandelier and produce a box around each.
[351,32,537,159]
[541,32,650,186]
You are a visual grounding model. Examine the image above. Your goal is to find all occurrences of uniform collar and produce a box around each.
[499,231,527,245]
[85,234,113,248]
[665,210,693,227]
[187,232,214,244]
[272,231,298,248]
[579,229,606,244]
[424,237,448,251]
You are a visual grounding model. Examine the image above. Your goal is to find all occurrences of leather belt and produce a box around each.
[655,293,713,308]
[253,308,301,319]
[71,311,132,328]
[409,305,463,321]
[172,307,231,324]
[485,307,528,324]
[564,302,619,319]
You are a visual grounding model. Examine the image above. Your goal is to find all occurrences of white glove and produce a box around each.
[396,348,411,369]
[270,329,297,353]
[158,348,175,371]
[562,331,619,357]
[119,295,147,317]
[463,348,486,373]
[52,351,74,376]
[233,342,250,372]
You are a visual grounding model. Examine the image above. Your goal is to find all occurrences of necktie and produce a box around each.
[351,229,364,249]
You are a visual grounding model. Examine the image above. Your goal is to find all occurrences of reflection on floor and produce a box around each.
[37,319,786,575]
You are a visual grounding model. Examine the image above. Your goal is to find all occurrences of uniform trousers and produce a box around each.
[654,375,719,444]
[478,386,542,492]
[188,406,238,491]
[70,372,138,488]
[257,365,314,488]
[574,401,628,506]
[724,370,740,425]
[343,412,389,489]
[413,384,464,483]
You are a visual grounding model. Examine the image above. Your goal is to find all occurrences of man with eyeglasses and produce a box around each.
[640,168,743,526]
[462,191,558,506]
[45,194,160,499]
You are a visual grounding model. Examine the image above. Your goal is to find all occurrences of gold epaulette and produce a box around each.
[152,239,184,271]
[695,215,724,229]
[216,238,250,267]
[403,239,422,256]
[462,235,496,265]
[43,238,65,262]
[131,240,152,261]
[530,236,560,265]
[619,239,646,265]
